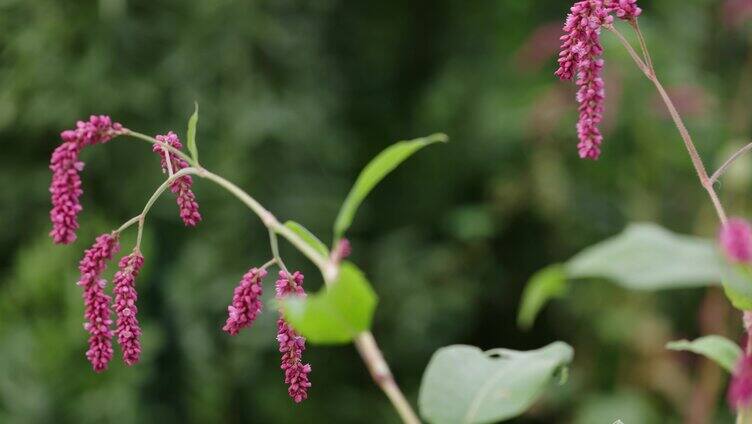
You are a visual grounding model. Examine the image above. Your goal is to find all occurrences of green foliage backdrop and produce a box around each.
[1,0,751,422]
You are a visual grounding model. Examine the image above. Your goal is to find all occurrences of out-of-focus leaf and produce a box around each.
[186,102,199,163]
[573,391,661,424]
[722,263,752,310]
[284,220,329,257]
[418,342,573,424]
[517,264,567,330]
[566,223,721,290]
[333,133,448,239]
[666,335,741,373]
[279,262,377,344]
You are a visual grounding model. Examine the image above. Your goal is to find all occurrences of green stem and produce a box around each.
[115,215,141,234]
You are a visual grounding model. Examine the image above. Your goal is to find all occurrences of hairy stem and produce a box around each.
[710,142,752,185]
[134,163,419,423]
[608,23,728,225]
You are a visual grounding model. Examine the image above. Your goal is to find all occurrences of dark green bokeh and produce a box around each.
[1,0,751,422]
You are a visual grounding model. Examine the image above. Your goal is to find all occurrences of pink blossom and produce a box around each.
[276,271,311,403]
[49,116,124,244]
[730,355,752,410]
[720,218,752,263]
[77,233,120,372]
[332,238,352,263]
[605,0,642,19]
[113,252,145,366]
[555,1,641,159]
[223,267,267,335]
[153,132,201,227]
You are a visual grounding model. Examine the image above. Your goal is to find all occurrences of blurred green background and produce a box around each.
[1,0,751,422]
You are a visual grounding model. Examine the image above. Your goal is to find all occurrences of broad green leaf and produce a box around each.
[666,335,742,373]
[279,262,377,344]
[418,342,574,424]
[722,263,752,310]
[186,102,199,163]
[284,220,329,258]
[333,133,448,239]
[517,264,567,330]
[566,223,721,290]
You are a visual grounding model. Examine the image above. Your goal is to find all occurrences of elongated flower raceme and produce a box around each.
[555,0,641,159]
[153,132,201,226]
[730,355,752,410]
[78,233,120,372]
[114,251,145,366]
[276,271,312,403]
[223,267,267,335]
[720,218,752,263]
[49,116,123,244]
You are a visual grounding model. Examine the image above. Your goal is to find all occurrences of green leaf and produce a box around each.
[186,102,199,163]
[333,133,448,239]
[419,342,574,424]
[279,261,377,344]
[566,223,721,290]
[722,263,752,310]
[284,220,329,258]
[666,335,742,373]
[517,264,568,330]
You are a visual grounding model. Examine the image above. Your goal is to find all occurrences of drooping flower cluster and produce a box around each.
[113,251,145,366]
[275,271,312,403]
[730,355,752,410]
[153,132,202,226]
[221,267,312,403]
[555,0,641,159]
[720,218,752,263]
[78,233,121,372]
[223,267,266,335]
[49,116,124,244]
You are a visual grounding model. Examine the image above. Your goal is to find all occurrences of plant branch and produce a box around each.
[115,215,141,234]
[710,142,752,185]
[607,22,728,225]
[134,165,420,423]
[268,228,290,275]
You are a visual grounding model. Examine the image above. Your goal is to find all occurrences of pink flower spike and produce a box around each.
[114,252,145,366]
[276,271,311,403]
[49,141,84,244]
[78,233,120,372]
[730,355,752,410]
[720,218,752,263]
[223,267,267,336]
[555,1,612,160]
[49,115,124,244]
[153,132,202,227]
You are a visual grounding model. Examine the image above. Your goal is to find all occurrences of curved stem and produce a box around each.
[268,228,290,275]
[115,215,141,234]
[135,167,197,251]
[608,22,728,225]
[710,141,752,185]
